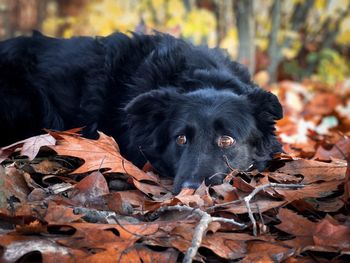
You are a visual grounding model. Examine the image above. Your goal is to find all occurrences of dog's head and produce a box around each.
[125,86,282,193]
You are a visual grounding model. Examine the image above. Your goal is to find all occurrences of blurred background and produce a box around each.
[0,0,350,154]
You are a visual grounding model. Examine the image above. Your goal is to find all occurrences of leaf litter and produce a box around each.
[1,81,350,262]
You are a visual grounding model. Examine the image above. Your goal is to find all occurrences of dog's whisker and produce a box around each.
[222,155,235,171]
[138,145,149,163]
[208,172,228,180]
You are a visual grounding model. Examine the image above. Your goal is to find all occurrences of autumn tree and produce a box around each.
[0,0,47,40]
[234,0,255,74]
[1,0,349,83]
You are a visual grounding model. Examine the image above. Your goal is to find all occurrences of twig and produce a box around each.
[257,204,266,233]
[223,155,235,171]
[243,183,304,236]
[206,183,304,236]
[208,183,304,211]
[183,211,211,263]
[157,205,246,263]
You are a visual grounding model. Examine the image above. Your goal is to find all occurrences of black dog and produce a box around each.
[0,31,283,193]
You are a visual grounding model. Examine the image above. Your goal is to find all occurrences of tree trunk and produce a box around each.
[214,0,233,45]
[268,0,314,82]
[234,0,255,75]
[0,0,46,40]
[0,0,13,39]
[267,0,282,83]
[183,0,195,12]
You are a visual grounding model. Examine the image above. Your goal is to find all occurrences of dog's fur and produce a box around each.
[0,31,283,192]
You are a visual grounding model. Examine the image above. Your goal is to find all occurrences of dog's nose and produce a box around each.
[181,180,201,189]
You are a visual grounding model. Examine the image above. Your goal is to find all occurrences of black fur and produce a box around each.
[0,31,283,192]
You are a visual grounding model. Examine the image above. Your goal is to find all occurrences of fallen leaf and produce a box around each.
[49,131,154,182]
[224,200,287,214]
[72,171,109,204]
[0,134,56,162]
[276,180,343,202]
[314,136,350,161]
[44,202,83,224]
[0,167,30,213]
[276,208,316,248]
[304,92,340,116]
[275,159,347,184]
[243,240,295,262]
[313,216,350,249]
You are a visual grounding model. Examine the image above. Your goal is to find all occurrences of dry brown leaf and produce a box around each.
[71,171,109,203]
[0,167,30,213]
[314,137,350,161]
[224,200,287,214]
[134,246,179,263]
[211,183,240,203]
[106,191,149,210]
[132,177,169,198]
[275,159,347,184]
[276,180,343,202]
[243,241,295,262]
[0,134,56,162]
[44,202,83,224]
[276,208,316,248]
[313,215,350,249]
[304,93,340,116]
[201,232,258,260]
[68,222,159,240]
[49,131,153,182]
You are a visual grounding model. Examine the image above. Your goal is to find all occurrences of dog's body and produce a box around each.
[0,31,283,192]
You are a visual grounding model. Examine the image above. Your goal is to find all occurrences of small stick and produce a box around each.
[156,205,246,263]
[242,183,304,236]
[208,183,304,211]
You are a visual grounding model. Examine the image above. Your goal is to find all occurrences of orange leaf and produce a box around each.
[72,171,109,204]
[313,216,350,249]
[44,202,83,224]
[275,159,347,184]
[48,131,155,182]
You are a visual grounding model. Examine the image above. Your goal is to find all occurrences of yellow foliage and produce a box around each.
[182,9,216,45]
[42,0,216,46]
[220,28,238,59]
[256,37,269,51]
[314,0,327,9]
[314,49,350,84]
[291,0,304,4]
[281,39,301,60]
[337,29,350,45]
[40,0,350,83]
[165,0,186,28]
[336,17,350,45]
[42,17,62,36]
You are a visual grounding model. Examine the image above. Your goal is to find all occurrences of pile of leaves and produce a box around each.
[1,81,350,262]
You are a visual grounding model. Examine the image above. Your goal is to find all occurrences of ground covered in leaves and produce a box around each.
[1,80,350,262]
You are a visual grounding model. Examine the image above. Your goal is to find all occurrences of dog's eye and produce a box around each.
[218,135,235,148]
[176,135,187,145]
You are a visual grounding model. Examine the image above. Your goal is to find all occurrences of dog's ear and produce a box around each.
[124,89,183,158]
[247,88,283,131]
[247,88,283,171]
[125,89,182,121]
